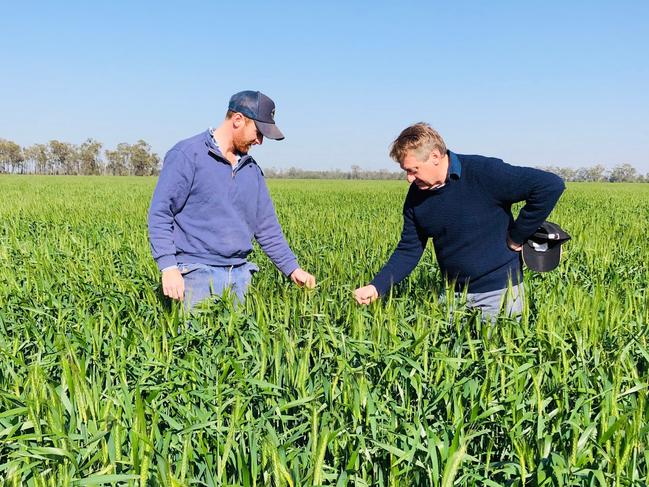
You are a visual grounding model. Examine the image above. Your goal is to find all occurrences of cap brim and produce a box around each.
[522,242,562,272]
[254,120,284,140]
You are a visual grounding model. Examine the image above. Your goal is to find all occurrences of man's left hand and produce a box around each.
[290,268,316,288]
[507,235,523,252]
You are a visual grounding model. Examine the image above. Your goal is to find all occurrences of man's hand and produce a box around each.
[507,235,523,252]
[290,268,316,288]
[162,267,185,301]
[354,284,379,305]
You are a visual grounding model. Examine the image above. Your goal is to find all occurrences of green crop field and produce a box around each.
[0,175,648,486]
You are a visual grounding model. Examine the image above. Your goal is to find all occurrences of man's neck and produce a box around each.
[211,126,237,165]
[441,153,449,172]
[431,153,450,191]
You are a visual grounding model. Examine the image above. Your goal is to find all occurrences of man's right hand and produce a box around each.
[507,234,523,252]
[162,267,185,301]
[354,284,379,305]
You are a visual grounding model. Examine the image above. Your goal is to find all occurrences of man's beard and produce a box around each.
[234,143,250,155]
[233,136,252,155]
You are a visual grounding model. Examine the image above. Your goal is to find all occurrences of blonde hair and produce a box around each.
[389,123,447,163]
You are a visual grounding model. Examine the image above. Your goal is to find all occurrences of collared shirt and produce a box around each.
[448,150,462,179]
[429,151,462,191]
[208,127,242,166]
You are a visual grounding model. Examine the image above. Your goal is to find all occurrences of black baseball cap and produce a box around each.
[228,90,285,140]
[522,221,571,272]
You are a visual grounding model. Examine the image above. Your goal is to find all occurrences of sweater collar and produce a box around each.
[203,128,255,169]
[448,150,461,180]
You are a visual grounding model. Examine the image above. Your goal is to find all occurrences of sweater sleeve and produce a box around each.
[147,149,194,270]
[479,158,566,244]
[370,193,428,296]
[254,176,300,276]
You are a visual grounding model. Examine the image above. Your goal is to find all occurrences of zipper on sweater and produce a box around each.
[232,157,250,179]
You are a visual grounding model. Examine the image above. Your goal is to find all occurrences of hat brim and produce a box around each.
[254,120,284,140]
[522,242,563,272]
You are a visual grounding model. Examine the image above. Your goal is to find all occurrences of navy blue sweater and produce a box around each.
[371,152,565,294]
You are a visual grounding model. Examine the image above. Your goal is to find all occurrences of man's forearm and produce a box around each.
[370,240,425,295]
[509,171,566,243]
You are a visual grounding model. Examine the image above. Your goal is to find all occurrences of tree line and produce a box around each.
[0,138,160,176]
[265,163,649,182]
[536,164,648,183]
[263,165,405,180]
[1,137,647,181]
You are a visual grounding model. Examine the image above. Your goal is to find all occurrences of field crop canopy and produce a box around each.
[0,175,648,486]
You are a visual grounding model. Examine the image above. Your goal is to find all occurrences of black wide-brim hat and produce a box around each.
[522,221,571,272]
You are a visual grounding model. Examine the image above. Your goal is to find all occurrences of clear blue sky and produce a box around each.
[1,1,648,172]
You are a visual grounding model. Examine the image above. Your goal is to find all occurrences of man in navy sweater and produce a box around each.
[148,90,315,309]
[353,123,565,319]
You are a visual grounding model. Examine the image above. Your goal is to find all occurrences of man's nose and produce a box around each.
[406,174,415,183]
[256,133,264,145]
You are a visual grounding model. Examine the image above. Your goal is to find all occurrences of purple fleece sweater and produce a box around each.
[147,129,299,276]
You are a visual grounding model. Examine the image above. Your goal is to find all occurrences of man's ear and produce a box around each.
[430,149,442,165]
[232,112,246,129]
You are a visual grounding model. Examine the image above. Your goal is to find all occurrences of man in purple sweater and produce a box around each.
[148,90,315,309]
[354,123,565,319]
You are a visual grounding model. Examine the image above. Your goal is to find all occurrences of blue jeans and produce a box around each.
[178,262,259,310]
